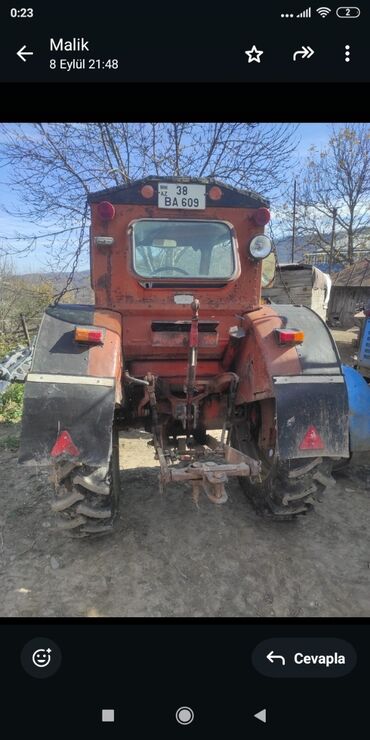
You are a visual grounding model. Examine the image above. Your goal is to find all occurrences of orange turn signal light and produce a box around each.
[74,327,104,344]
[275,328,304,345]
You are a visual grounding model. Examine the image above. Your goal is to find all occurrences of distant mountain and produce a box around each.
[19,270,93,303]
[274,236,308,263]
[275,228,370,271]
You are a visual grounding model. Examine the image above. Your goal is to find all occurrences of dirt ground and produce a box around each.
[332,325,359,366]
[0,327,369,618]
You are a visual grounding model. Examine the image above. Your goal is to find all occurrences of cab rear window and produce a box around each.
[132,219,235,279]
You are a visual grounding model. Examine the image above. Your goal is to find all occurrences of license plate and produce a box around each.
[158,182,206,210]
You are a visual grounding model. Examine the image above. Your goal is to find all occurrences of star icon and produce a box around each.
[245,45,264,63]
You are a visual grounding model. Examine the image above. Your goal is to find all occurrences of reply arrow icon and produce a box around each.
[293,45,314,61]
[17,45,34,62]
[266,650,286,665]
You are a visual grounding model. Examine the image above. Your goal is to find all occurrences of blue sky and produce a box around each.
[0,122,347,274]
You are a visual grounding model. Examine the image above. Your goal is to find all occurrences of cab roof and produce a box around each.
[87,176,270,209]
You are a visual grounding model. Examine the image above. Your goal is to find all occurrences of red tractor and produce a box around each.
[19,177,349,536]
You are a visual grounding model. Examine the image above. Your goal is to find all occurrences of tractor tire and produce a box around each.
[231,425,335,520]
[50,425,121,537]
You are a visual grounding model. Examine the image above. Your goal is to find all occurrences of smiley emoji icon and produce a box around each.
[32,648,52,668]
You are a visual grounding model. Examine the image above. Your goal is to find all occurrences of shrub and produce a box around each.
[0,383,25,423]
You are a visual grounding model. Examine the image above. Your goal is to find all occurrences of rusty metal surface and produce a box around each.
[154,426,262,507]
[152,332,218,347]
[89,194,266,364]
[170,462,252,480]
[151,372,239,432]
[203,436,261,476]
[235,305,302,404]
[222,443,261,475]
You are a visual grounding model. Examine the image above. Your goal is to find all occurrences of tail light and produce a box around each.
[254,207,271,226]
[275,328,304,345]
[74,327,104,344]
[97,201,115,220]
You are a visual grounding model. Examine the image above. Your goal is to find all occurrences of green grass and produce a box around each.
[0,383,24,423]
[0,433,20,451]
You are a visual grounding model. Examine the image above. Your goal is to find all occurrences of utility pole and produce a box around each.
[20,314,31,347]
[329,207,337,273]
[291,178,297,263]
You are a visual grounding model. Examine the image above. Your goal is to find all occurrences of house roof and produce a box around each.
[331,259,370,288]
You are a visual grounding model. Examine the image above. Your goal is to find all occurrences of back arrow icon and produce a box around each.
[293,45,314,61]
[17,45,34,62]
[266,650,286,665]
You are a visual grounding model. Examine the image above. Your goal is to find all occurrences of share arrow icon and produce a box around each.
[293,45,315,61]
[17,45,34,62]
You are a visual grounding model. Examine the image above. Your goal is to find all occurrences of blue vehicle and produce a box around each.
[357,312,370,381]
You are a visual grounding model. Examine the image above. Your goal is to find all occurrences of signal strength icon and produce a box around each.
[296,7,312,17]
[316,6,331,16]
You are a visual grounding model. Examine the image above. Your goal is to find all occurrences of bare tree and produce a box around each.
[295,124,370,266]
[271,180,310,264]
[0,123,298,270]
[0,258,53,353]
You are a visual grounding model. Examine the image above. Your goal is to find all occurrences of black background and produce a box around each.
[3,620,369,736]
[1,2,369,737]
[1,81,369,121]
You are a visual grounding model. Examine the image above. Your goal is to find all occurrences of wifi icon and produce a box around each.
[316,6,332,16]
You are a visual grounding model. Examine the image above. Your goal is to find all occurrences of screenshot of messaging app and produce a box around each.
[0,2,368,737]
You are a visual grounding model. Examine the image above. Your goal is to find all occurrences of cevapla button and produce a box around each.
[252,638,356,678]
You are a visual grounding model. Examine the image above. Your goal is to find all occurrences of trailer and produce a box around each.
[262,263,331,322]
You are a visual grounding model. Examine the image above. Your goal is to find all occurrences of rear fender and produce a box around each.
[235,304,349,459]
[235,305,302,404]
[18,304,123,467]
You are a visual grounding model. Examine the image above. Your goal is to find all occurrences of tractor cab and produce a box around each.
[88,177,272,366]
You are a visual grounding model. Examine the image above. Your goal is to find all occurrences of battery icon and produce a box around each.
[336,6,361,17]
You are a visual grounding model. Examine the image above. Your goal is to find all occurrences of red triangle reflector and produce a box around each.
[299,425,325,450]
[50,430,80,458]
